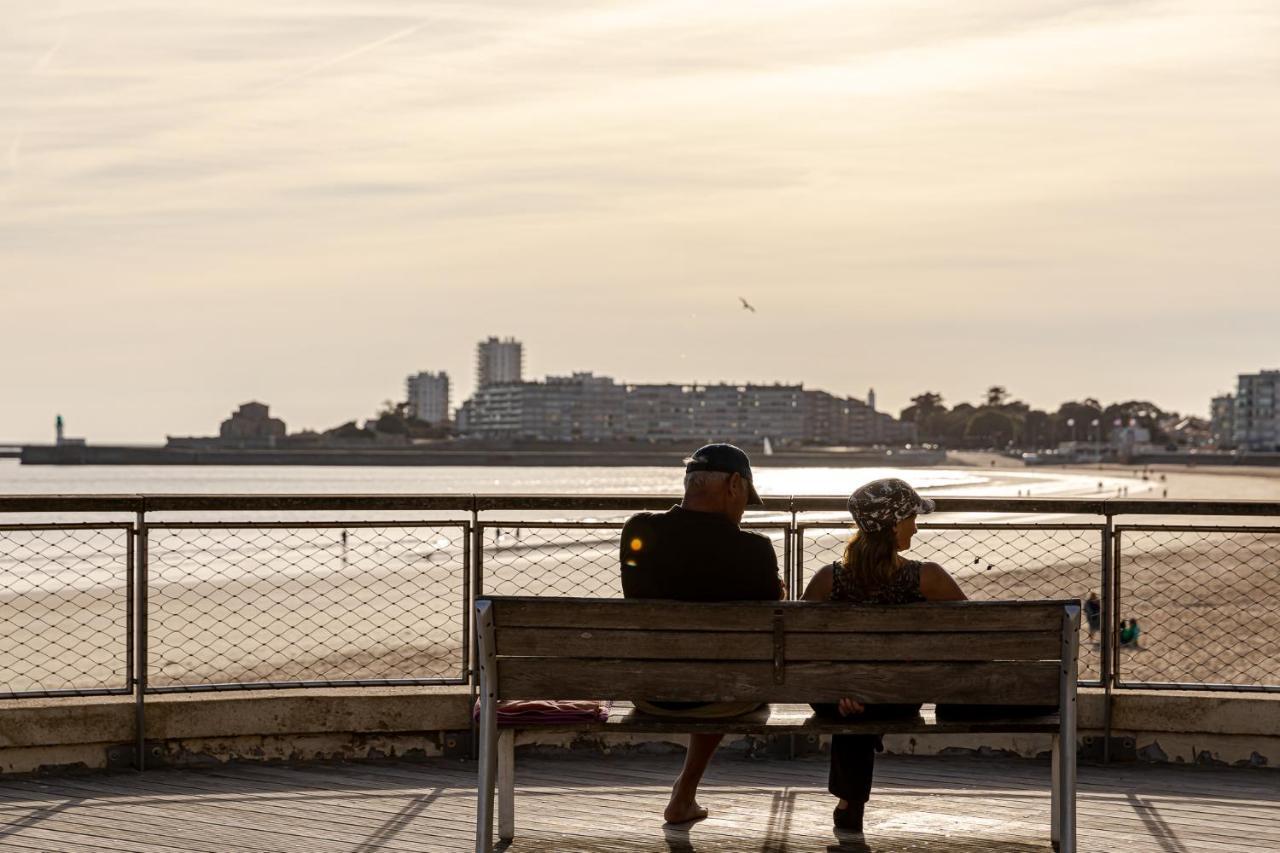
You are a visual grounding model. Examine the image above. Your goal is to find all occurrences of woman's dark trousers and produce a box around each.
[810,703,1057,803]
[810,703,921,803]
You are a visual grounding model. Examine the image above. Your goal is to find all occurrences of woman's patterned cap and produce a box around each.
[847,478,935,533]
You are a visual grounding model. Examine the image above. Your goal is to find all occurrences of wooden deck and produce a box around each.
[0,753,1274,852]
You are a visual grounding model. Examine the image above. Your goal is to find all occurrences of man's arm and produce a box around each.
[619,514,650,598]
[744,534,783,600]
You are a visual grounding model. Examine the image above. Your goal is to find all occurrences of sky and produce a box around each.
[2,0,1279,443]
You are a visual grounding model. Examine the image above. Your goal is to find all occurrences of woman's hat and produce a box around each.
[848,478,935,534]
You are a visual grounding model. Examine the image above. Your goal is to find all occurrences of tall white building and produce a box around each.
[1233,370,1280,451]
[406,371,450,424]
[476,337,523,387]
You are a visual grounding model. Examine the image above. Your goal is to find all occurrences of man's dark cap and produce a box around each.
[684,443,764,507]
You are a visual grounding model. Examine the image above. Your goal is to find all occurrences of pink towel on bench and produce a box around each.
[473,699,612,726]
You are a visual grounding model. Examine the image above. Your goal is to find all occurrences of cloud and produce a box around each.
[2,0,1279,440]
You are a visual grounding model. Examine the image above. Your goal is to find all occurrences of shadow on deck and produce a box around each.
[0,753,1274,852]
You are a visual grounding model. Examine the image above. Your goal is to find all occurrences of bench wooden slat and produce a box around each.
[504,702,1061,735]
[495,627,1063,662]
[788,630,1061,661]
[489,597,1073,633]
[496,658,1060,705]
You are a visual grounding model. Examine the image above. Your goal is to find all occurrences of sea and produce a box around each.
[0,459,1138,501]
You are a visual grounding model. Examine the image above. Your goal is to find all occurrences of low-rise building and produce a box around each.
[218,402,286,448]
[458,374,914,445]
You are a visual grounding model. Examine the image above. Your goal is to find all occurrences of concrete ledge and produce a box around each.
[0,687,472,774]
[1,686,1275,774]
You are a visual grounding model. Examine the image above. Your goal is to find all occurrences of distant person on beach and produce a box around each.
[619,443,781,825]
[1084,592,1101,640]
[1120,618,1142,647]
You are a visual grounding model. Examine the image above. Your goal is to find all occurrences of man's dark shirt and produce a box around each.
[619,505,781,601]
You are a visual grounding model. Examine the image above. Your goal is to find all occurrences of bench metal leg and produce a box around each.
[475,602,498,853]
[498,729,515,841]
[1056,608,1079,853]
[1056,726,1077,852]
[1051,734,1061,850]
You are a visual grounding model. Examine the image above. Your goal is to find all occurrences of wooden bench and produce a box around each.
[474,596,1080,853]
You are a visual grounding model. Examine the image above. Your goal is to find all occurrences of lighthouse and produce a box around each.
[55,414,64,446]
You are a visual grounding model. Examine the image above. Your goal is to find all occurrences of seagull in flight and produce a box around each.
[739,297,756,313]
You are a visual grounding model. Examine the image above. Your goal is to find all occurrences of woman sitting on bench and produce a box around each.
[801,477,965,834]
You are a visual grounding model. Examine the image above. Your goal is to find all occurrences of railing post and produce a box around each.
[1100,514,1116,765]
[786,497,797,599]
[469,499,482,760]
[134,510,148,771]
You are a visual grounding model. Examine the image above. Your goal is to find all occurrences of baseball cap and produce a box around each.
[684,443,764,507]
[848,478,935,534]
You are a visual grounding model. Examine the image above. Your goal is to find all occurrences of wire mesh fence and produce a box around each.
[796,522,1105,683]
[0,524,132,697]
[1116,526,1280,690]
[477,521,790,600]
[1,501,1278,698]
[145,522,468,690]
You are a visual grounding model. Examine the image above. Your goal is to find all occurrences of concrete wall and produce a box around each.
[1,687,1275,775]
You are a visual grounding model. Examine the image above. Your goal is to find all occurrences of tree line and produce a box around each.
[899,387,1178,450]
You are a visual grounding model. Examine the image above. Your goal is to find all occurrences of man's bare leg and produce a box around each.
[664,733,724,824]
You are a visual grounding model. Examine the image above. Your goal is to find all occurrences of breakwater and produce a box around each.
[18,444,946,468]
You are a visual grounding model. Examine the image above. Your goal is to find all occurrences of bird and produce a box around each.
[739,297,756,312]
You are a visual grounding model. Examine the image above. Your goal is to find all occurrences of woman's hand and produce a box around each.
[838,697,865,716]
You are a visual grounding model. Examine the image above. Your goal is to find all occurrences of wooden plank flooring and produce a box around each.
[0,753,1274,852]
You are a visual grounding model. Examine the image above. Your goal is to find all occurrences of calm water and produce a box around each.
[0,459,1107,497]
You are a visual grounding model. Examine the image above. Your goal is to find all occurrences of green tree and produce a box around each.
[965,409,1020,447]
[900,392,947,442]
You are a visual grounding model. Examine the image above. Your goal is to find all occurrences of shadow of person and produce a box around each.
[827,835,873,853]
[662,824,697,853]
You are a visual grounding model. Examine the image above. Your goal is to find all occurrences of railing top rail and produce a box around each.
[0,493,1279,517]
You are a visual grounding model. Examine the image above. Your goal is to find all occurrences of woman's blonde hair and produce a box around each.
[840,526,900,595]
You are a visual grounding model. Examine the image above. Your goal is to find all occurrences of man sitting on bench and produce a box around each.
[620,443,783,824]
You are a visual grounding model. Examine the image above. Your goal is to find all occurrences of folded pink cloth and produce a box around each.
[473,699,612,725]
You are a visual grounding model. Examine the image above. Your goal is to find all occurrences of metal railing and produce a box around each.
[2,493,1279,766]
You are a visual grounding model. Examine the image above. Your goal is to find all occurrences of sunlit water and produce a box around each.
[0,459,1129,498]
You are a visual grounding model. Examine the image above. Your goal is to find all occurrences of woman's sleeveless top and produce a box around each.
[829,559,926,604]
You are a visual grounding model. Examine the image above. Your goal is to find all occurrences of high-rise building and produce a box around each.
[406,371,450,424]
[476,337,523,387]
[1233,371,1280,451]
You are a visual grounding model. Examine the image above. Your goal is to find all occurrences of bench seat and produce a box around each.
[506,701,1061,736]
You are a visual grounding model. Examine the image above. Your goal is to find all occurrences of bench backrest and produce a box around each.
[476,597,1080,707]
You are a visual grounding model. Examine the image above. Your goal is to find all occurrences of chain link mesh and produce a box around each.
[147,524,466,688]
[478,522,788,600]
[798,523,1104,682]
[3,510,1277,696]
[0,525,131,697]
[1117,527,1280,689]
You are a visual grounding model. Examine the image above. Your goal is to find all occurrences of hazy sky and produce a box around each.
[3,0,1278,443]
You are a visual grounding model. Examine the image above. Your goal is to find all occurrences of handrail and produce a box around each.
[2,493,1280,515]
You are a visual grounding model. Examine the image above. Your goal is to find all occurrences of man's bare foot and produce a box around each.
[664,782,709,824]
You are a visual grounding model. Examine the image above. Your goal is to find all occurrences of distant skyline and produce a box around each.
[4,1,1279,443]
